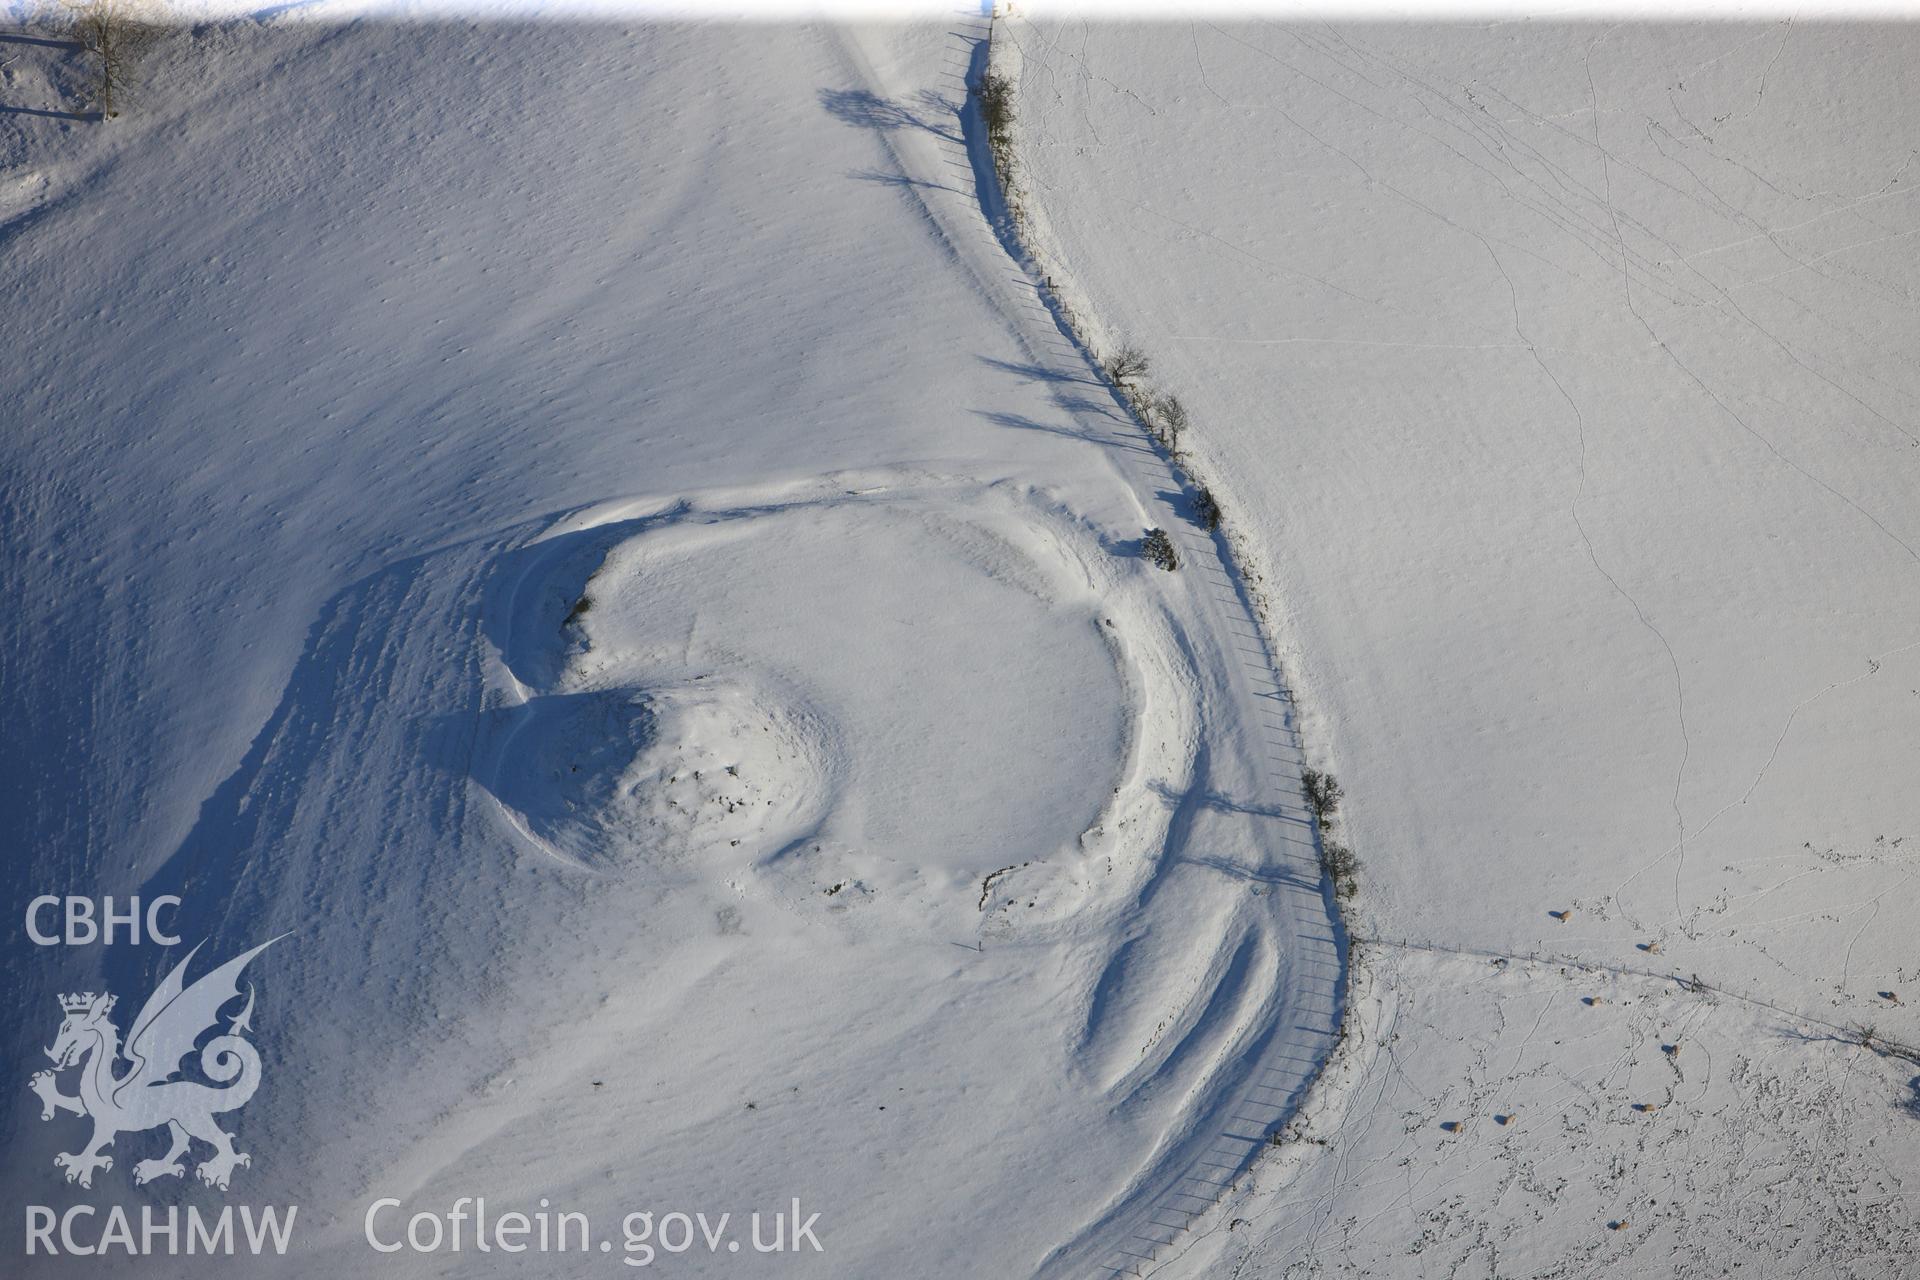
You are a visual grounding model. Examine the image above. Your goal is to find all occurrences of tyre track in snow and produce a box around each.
[826,20,1347,1278]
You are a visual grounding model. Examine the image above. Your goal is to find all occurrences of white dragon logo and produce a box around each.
[29,938,280,1191]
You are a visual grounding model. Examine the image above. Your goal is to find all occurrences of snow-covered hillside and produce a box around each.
[3,16,1342,1278]
[1004,14,1920,1276]
[9,8,1916,1278]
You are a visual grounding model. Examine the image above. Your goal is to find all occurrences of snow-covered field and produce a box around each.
[3,7,1916,1278]
[1002,13,1920,1276]
[3,15,1339,1278]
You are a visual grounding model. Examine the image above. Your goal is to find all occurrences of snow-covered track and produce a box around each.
[828,19,1347,1276]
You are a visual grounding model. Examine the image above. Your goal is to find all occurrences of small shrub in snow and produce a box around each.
[1846,1024,1920,1062]
[977,72,1014,141]
[975,71,1018,194]
[1301,768,1343,826]
[1194,486,1221,531]
[1142,527,1178,572]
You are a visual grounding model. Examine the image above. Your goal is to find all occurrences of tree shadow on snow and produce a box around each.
[817,86,962,145]
[976,354,1101,387]
[972,408,1095,445]
[0,30,81,49]
[1155,486,1224,533]
[849,167,962,197]
[971,408,1154,458]
[1,26,95,119]
[0,104,96,119]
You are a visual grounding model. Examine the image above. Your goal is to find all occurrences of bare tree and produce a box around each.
[65,0,158,119]
[1102,343,1150,389]
[1301,768,1344,826]
[1153,392,1188,452]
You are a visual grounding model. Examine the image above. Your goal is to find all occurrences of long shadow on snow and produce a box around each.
[976,354,1102,387]
[62,535,523,1207]
[850,167,963,196]
[0,31,81,48]
[103,498,675,1143]
[0,105,96,120]
[817,85,962,144]
[0,560,416,1211]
